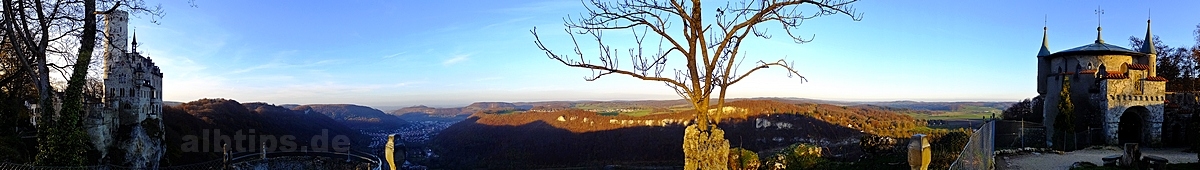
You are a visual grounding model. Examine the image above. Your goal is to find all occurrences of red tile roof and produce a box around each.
[1104,72,1128,79]
[1127,63,1150,70]
[1147,76,1168,81]
[1079,69,1098,74]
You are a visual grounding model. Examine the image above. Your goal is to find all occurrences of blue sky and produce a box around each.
[127,0,1200,108]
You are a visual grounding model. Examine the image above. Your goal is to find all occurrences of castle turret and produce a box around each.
[131,30,138,53]
[102,10,128,78]
[1037,26,1050,95]
[102,10,129,104]
[1142,19,1157,78]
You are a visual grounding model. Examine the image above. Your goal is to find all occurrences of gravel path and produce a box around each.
[997,147,1197,170]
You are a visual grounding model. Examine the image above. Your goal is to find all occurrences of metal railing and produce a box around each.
[949,120,995,170]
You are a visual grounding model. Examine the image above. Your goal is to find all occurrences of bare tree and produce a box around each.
[1,0,162,165]
[531,0,860,168]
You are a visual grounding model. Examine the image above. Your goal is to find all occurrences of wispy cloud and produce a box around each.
[382,51,407,59]
[475,76,504,81]
[481,17,533,30]
[230,59,340,74]
[442,54,471,66]
[394,81,423,87]
[496,1,578,13]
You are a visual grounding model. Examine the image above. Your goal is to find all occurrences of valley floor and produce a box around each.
[997,147,1197,170]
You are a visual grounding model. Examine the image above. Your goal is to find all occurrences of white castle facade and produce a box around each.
[84,10,165,168]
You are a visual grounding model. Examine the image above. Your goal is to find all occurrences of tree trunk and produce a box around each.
[34,0,95,165]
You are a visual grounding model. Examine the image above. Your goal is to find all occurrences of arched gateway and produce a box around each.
[1117,106,1148,144]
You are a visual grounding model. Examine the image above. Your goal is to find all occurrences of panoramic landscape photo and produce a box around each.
[2,0,1200,170]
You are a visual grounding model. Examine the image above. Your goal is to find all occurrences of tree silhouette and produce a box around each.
[1002,97,1042,123]
[531,0,860,168]
[1130,36,1195,91]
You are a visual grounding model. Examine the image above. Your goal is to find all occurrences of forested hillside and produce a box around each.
[161,99,368,166]
[430,99,929,168]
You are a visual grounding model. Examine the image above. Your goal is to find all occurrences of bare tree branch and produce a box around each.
[532,1,859,166]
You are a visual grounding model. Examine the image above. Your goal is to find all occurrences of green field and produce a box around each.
[903,105,1001,120]
[622,109,671,117]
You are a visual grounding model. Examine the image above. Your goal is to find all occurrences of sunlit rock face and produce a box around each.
[117,123,164,168]
[82,10,167,168]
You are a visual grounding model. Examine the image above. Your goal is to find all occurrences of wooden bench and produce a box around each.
[1101,154,1121,167]
[1143,155,1168,170]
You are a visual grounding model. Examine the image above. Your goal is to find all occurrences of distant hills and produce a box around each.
[152,97,1010,168]
[856,101,1012,112]
[389,102,534,121]
[165,98,1014,121]
[428,99,927,169]
[292,104,409,130]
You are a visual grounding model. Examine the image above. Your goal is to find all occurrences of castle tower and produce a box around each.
[102,10,128,86]
[1142,19,1156,78]
[90,9,165,168]
[1037,26,1050,95]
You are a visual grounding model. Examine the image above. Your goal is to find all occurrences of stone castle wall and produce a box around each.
[1042,53,1166,147]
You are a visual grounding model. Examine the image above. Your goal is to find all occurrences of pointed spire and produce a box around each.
[1038,25,1051,57]
[131,29,138,53]
[1095,5,1105,44]
[1142,18,1156,54]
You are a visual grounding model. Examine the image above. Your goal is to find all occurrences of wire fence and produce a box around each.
[948,120,994,170]
[0,150,379,170]
[994,120,1047,149]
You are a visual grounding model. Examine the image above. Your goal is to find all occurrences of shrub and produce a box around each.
[763,143,827,170]
[860,135,899,156]
[727,148,760,170]
[929,129,973,170]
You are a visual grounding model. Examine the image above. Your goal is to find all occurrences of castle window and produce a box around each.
[1088,63,1094,69]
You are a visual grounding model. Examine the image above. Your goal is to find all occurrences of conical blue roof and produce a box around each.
[1141,19,1155,54]
[1038,27,1051,57]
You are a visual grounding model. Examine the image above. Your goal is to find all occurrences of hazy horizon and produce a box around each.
[167,96,1019,110]
[122,0,1200,108]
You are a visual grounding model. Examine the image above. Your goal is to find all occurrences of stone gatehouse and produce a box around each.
[1036,19,1165,147]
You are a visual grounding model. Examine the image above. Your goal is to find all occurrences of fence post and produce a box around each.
[261,141,267,160]
[223,144,229,169]
[386,134,398,170]
[908,134,930,170]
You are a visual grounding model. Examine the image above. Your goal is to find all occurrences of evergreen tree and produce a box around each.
[1053,76,1076,150]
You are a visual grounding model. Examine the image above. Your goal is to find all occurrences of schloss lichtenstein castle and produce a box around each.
[81,10,165,168]
[1035,16,1194,148]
